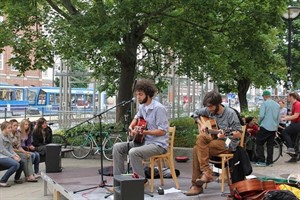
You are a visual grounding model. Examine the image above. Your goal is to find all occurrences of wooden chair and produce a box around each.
[146,126,180,193]
[206,125,247,193]
[197,118,247,192]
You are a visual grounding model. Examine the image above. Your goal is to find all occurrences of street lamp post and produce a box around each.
[282,6,300,92]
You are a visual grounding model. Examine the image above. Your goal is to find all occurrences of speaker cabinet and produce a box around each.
[45,144,62,173]
[113,175,144,200]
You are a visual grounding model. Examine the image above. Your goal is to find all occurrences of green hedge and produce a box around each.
[55,117,198,148]
[170,117,197,148]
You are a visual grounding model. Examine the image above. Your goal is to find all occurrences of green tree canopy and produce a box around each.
[0,0,288,117]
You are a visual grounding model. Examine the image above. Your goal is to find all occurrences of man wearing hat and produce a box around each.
[255,90,280,167]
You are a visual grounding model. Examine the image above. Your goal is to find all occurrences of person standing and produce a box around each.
[113,79,169,184]
[278,100,287,128]
[281,92,300,162]
[185,90,242,196]
[255,90,280,167]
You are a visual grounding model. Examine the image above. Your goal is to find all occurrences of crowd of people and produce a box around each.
[0,117,52,187]
[113,81,299,196]
[1,80,299,196]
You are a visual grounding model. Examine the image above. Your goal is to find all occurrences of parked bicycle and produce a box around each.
[70,121,123,160]
[52,134,69,148]
[249,130,292,164]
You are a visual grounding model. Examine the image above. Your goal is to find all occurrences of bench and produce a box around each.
[0,148,73,172]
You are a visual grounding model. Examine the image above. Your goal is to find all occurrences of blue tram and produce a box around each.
[0,85,29,116]
[0,84,98,116]
[28,87,98,115]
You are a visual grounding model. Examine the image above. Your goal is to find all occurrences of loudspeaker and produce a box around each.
[45,144,62,173]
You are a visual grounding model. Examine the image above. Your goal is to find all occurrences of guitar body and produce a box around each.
[199,116,218,130]
[199,116,218,139]
[132,117,147,144]
[229,179,277,200]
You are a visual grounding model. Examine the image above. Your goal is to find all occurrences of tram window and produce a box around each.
[15,89,23,100]
[55,94,60,104]
[0,89,13,100]
[0,89,4,100]
[38,90,46,105]
[28,90,37,104]
[87,95,92,103]
[49,94,55,105]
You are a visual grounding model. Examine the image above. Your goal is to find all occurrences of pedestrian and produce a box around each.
[255,90,280,167]
[280,92,300,162]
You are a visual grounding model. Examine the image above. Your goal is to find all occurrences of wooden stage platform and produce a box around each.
[42,167,116,200]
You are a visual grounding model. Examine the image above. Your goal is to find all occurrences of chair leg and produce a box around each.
[166,157,179,189]
[150,158,155,193]
[157,159,164,186]
[221,158,226,193]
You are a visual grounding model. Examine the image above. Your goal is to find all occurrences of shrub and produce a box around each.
[170,117,197,148]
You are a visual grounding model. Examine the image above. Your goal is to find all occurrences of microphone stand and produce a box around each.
[73,99,134,194]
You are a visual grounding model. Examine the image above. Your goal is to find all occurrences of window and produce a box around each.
[10,54,17,71]
[0,53,3,70]
[38,90,46,105]
[28,90,38,104]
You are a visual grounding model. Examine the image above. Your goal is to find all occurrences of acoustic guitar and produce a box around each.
[199,116,234,138]
[131,117,147,144]
[229,179,277,200]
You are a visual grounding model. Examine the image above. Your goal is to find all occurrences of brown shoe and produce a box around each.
[184,185,203,196]
[195,172,213,187]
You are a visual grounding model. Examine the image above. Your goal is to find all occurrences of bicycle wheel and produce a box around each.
[103,136,122,161]
[271,139,282,163]
[52,134,68,148]
[71,134,93,159]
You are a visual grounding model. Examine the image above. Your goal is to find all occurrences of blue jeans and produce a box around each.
[31,152,40,174]
[0,157,24,183]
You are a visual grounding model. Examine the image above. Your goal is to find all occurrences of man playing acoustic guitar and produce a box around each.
[185,90,242,196]
[113,79,169,185]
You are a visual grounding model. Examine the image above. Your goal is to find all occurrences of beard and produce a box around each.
[139,96,148,104]
[212,105,219,115]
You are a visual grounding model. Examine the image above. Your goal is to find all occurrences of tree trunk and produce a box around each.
[115,24,147,123]
[237,78,251,113]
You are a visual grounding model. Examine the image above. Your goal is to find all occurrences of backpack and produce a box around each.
[264,190,298,200]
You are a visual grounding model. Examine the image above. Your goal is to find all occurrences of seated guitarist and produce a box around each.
[112,79,169,185]
[185,90,242,196]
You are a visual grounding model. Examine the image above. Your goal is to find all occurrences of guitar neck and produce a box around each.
[206,128,233,136]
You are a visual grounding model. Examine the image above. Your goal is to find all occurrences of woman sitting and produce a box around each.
[32,118,52,157]
[0,121,24,187]
[19,119,41,178]
[9,119,37,182]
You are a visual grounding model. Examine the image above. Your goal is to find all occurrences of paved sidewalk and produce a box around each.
[0,153,299,200]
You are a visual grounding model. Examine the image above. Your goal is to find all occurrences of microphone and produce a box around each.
[122,97,135,106]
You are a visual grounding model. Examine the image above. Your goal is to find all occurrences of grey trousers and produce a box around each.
[113,141,166,178]
[18,152,34,177]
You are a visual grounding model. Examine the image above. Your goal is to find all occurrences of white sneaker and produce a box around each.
[34,173,41,179]
[0,182,10,187]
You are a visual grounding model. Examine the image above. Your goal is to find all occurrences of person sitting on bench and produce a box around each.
[0,121,24,187]
[32,118,53,157]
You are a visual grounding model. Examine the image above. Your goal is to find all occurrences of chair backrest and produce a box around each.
[167,126,176,157]
[239,125,247,148]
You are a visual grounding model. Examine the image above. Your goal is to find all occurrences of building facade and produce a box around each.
[0,46,53,86]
